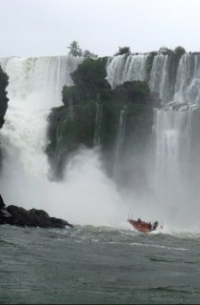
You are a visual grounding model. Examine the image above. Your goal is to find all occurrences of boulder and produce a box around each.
[0,201,73,229]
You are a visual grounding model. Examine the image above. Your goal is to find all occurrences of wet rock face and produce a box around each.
[0,202,73,229]
[0,194,5,209]
[0,66,9,170]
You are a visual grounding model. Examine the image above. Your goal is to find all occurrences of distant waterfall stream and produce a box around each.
[113,109,126,179]
[93,102,102,146]
[150,108,192,199]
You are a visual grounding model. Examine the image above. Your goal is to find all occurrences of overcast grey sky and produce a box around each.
[0,0,200,58]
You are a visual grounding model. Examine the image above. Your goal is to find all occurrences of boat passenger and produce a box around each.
[0,193,5,209]
[153,221,158,230]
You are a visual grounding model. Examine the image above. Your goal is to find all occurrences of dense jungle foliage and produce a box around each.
[46,56,153,180]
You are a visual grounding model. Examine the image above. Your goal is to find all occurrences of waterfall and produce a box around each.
[106,51,200,229]
[147,106,200,227]
[106,54,148,89]
[0,55,82,213]
[149,54,170,101]
[174,54,200,104]
[150,108,192,196]
[0,55,82,179]
[0,56,82,109]
[113,109,126,179]
[115,109,126,162]
[0,55,123,226]
[93,102,102,146]
[106,52,200,105]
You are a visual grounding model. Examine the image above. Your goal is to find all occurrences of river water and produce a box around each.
[1,224,200,304]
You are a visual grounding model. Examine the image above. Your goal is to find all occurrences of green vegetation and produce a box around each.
[62,57,112,110]
[174,46,186,57]
[62,85,81,107]
[46,101,96,178]
[114,47,131,56]
[113,81,150,104]
[67,41,82,57]
[67,40,97,59]
[69,57,110,100]
[46,56,153,179]
[47,44,189,179]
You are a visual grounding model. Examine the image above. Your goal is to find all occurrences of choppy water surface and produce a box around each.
[1,225,200,304]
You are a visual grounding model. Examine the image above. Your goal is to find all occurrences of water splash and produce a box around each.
[0,55,126,227]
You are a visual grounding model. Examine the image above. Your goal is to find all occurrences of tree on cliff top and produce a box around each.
[68,41,82,57]
[70,58,110,100]
[115,47,131,56]
[67,41,98,58]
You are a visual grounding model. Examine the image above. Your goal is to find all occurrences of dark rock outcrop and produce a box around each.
[0,65,9,170]
[0,193,5,209]
[0,202,73,229]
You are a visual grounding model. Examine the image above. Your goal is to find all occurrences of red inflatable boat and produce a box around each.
[127,218,160,233]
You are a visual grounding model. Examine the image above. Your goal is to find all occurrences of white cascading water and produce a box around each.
[106,54,148,89]
[149,108,192,227]
[0,55,81,179]
[113,109,126,180]
[106,52,200,231]
[106,52,200,104]
[149,54,170,102]
[174,53,200,104]
[93,102,102,146]
[0,55,127,227]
